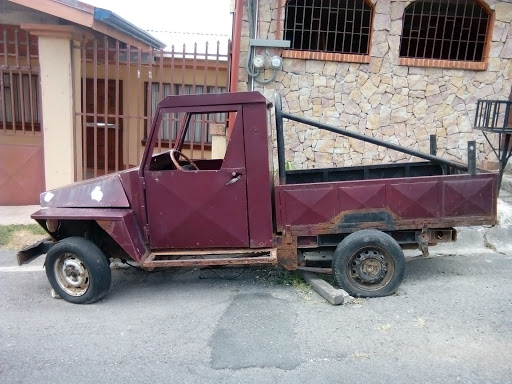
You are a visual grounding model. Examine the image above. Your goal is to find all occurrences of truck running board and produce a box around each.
[142,248,278,269]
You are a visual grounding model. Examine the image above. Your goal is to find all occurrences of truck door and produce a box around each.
[143,107,249,250]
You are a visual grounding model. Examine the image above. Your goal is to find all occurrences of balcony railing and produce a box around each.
[474,99,512,194]
[474,99,512,133]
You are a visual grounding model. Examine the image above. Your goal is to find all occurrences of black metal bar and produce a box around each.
[468,140,476,175]
[430,135,437,156]
[274,93,287,184]
[484,102,492,128]
[504,102,511,132]
[279,109,469,171]
[481,130,500,159]
[474,100,481,127]
[497,133,511,194]
[490,101,499,130]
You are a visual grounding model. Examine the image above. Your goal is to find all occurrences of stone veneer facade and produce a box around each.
[236,0,512,170]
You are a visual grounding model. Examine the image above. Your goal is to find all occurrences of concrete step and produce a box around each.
[501,174,512,195]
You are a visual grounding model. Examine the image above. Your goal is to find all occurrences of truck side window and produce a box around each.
[149,110,230,171]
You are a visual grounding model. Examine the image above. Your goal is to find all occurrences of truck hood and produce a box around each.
[40,172,130,208]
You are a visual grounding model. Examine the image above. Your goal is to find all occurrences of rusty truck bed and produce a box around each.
[275,163,497,236]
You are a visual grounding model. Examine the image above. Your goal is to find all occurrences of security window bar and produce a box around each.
[0,73,40,130]
[284,0,372,55]
[400,0,490,61]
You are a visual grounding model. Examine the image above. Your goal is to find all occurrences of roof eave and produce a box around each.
[8,0,166,49]
[93,8,166,49]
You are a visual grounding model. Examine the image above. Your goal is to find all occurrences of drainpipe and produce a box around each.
[246,0,259,91]
[230,0,244,93]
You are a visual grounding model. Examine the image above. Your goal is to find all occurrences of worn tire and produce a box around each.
[332,230,405,297]
[45,237,111,304]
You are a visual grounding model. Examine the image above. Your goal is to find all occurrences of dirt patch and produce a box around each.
[5,230,47,250]
[0,225,48,250]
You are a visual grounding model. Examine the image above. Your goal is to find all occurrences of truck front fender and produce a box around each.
[31,208,148,263]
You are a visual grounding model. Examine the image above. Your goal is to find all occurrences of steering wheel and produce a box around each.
[169,149,199,171]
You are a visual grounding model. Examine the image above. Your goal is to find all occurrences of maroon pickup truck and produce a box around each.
[24,92,497,304]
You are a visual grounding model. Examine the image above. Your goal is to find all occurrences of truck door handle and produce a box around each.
[226,172,242,185]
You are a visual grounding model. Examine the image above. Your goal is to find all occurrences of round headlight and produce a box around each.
[46,219,60,233]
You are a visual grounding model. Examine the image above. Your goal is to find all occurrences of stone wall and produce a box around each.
[237,0,512,170]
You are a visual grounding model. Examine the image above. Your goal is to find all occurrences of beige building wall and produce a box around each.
[237,0,512,170]
[73,43,83,181]
[39,35,76,190]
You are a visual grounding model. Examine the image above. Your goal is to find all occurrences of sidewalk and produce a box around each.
[0,205,40,225]
[428,196,512,255]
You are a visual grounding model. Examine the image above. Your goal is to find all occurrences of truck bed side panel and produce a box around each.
[275,173,497,235]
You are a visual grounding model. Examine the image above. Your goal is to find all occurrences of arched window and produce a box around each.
[400,0,491,62]
[284,0,373,55]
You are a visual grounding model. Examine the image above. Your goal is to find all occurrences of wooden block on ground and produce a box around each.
[300,271,352,305]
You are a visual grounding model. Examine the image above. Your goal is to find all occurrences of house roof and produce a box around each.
[92,8,165,48]
[8,0,165,48]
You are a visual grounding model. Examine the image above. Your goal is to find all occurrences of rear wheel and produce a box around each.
[45,237,111,304]
[333,230,405,297]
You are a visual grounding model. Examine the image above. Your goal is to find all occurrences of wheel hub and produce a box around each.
[54,254,90,296]
[351,250,387,284]
[62,259,87,287]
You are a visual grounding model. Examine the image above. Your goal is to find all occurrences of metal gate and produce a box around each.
[76,36,230,180]
[0,25,44,205]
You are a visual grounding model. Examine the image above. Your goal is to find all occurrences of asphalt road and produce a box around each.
[1,249,511,384]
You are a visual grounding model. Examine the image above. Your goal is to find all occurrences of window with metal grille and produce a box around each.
[0,73,40,131]
[400,0,490,62]
[284,0,373,55]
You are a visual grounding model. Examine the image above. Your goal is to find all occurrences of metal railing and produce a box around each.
[474,99,512,133]
[0,26,41,136]
[76,36,230,179]
[474,99,512,193]
[274,92,475,185]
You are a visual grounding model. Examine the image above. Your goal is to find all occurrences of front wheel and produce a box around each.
[45,237,111,304]
[332,230,405,297]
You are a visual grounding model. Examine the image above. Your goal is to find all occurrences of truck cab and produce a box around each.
[141,92,273,250]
